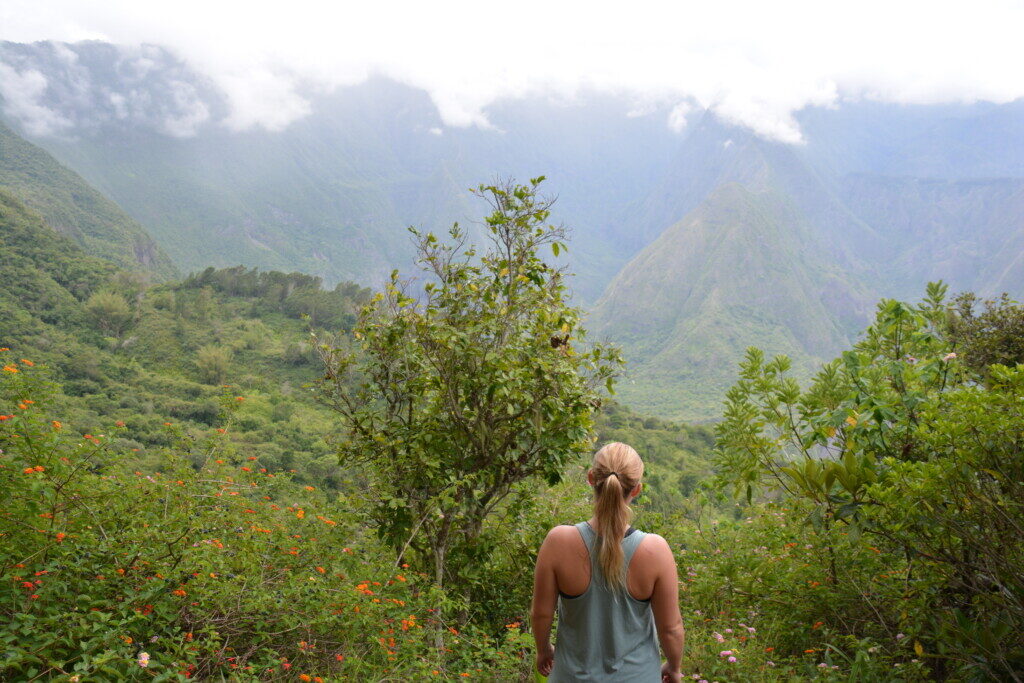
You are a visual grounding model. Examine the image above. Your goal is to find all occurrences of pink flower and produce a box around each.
[713,632,725,643]
[137,652,150,668]
[728,656,737,663]
[719,650,733,657]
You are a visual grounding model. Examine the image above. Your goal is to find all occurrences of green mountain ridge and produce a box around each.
[592,183,869,420]
[0,120,176,279]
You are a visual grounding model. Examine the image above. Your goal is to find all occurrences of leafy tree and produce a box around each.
[947,291,1024,379]
[317,178,622,609]
[715,282,1024,679]
[84,290,133,337]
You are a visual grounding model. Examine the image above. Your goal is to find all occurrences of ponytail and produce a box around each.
[590,442,643,593]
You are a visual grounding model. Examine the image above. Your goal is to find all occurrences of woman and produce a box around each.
[531,442,684,682]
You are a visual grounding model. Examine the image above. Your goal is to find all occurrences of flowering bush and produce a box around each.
[0,354,532,680]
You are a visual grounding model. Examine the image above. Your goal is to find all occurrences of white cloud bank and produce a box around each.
[1,0,1023,142]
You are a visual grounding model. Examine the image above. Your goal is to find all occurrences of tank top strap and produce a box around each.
[574,521,597,557]
[622,528,647,567]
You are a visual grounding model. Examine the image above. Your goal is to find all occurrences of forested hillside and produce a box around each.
[0,120,175,279]
[1,179,723,680]
[3,176,1023,680]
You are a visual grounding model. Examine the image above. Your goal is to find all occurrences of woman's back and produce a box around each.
[531,443,684,682]
[547,522,660,682]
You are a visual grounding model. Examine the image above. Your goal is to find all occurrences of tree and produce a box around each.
[947,291,1024,380]
[714,282,1024,679]
[317,178,621,610]
[195,344,232,384]
[85,290,133,337]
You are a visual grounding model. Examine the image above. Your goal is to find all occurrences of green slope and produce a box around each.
[0,189,372,485]
[0,120,176,279]
[592,183,869,421]
[1,186,714,494]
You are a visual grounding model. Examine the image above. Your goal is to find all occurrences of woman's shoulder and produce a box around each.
[544,524,583,541]
[633,532,674,562]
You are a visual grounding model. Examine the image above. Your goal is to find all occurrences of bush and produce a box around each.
[712,283,1024,679]
[0,356,533,681]
[194,344,231,385]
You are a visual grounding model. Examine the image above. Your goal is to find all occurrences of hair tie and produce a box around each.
[608,471,620,478]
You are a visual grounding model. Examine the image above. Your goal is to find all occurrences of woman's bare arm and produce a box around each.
[646,534,684,676]
[530,528,562,675]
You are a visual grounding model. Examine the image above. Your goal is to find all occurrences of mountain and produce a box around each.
[592,110,1024,418]
[591,183,870,420]
[4,39,1024,420]
[0,120,176,279]
[839,174,1024,298]
[0,41,679,301]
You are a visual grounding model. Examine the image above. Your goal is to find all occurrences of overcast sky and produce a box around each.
[2,0,1023,142]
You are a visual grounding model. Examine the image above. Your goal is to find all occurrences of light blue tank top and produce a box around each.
[548,522,661,682]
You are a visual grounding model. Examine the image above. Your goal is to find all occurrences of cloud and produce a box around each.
[1,0,1023,142]
[161,79,210,137]
[0,41,221,137]
[667,102,693,133]
[0,64,72,136]
[216,67,307,132]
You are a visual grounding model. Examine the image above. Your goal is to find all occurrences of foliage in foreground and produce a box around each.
[0,360,537,681]
[711,283,1024,680]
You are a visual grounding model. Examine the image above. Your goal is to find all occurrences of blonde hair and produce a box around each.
[590,442,644,592]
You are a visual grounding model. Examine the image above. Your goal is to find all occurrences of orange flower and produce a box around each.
[0,414,12,421]
[299,675,311,682]
[304,485,315,491]
[20,359,34,366]
[235,396,245,401]
[3,365,19,373]
[115,420,125,427]
[172,589,187,597]
[316,566,326,574]
[295,510,305,519]
[0,347,9,351]
[51,421,62,430]
[217,428,226,434]
[55,532,66,542]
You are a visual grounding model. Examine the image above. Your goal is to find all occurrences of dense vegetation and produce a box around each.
[1,179,717,679]
[0,121,175,280]
[693,283,1024,680]
[3,172,1023,680]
